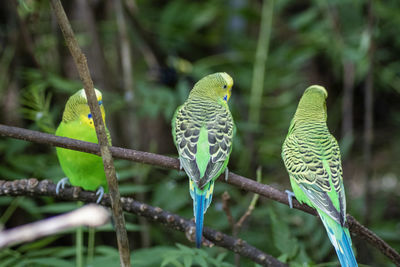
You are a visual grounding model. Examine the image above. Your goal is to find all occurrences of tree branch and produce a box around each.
[0,124,399,266]
[49,1,130,266]
[0,179,286,267]
[0,204,109,249]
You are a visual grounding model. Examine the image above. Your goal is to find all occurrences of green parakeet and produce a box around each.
[282,85,357,267]
[55,89,111,203]
[172,72,235,248]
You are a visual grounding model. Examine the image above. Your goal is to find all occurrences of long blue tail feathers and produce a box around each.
[320,215,358,267]
[195,193,205,248]
[190,180,214,248]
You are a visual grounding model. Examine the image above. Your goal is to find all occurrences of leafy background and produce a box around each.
[0,0,399,266]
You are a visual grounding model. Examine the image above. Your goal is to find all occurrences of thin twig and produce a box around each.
[222,191,241,266]
[49,1,130,266]
[235,166,262,230]
[0,179,286,267]
[0,204,109,249]
[226,166,263,266]
[0,124,399,265]
[222,192,235,228]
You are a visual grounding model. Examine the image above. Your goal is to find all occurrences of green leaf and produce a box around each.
[17,236,62,253]
[269,208,299,260]
[21,257,72,267]
[0,256,19,267]
[161,258,184,267]
[175,243,195,255]
[183,255,193,267]
[133,246,174,266]
[194,254,208,267]
[215,252,227,262]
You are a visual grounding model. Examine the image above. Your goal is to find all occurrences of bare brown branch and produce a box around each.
[0,124,399,266]
[49,1,130,266]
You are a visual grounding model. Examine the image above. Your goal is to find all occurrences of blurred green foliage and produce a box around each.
[0,0,399,266]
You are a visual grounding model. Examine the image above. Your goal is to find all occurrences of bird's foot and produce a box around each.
[96,186,105,204]
[285,190,295,209]
[56,177,70,195]
[224,168,229,181]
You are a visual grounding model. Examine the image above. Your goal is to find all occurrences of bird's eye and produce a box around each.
[223,85,227,89]
[88,113,92,119]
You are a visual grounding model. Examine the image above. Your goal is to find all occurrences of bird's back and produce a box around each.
[174,96,234,189]
[282,119,345,225]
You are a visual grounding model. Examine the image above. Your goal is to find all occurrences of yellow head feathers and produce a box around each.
[62,88,105,127]
[190,72,234,102]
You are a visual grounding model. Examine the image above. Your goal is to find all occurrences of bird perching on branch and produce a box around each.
[172,73,235,248]
[55,89,111,204]
[282,85,358,267]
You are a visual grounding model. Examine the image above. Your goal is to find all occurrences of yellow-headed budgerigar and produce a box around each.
[282,85,357,267]
[55,89,111,203]
[172,73,235,248]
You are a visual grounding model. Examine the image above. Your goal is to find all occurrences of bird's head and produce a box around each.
[295,85,328,121]
[191,72,234,102]
[63,88,105,127]
[303,85,328,99]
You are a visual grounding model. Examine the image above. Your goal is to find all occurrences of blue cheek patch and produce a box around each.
[88,113,92,119]
[223,95,228,101]
[98,100,103,105]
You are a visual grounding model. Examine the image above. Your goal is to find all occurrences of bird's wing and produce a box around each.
[282,130,346,225]
[173,101,234,188]
[202,102,234,184]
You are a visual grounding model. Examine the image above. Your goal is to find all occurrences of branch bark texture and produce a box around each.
[0,179,286,267]
[0,124,399,266]
[49,1,130,266]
